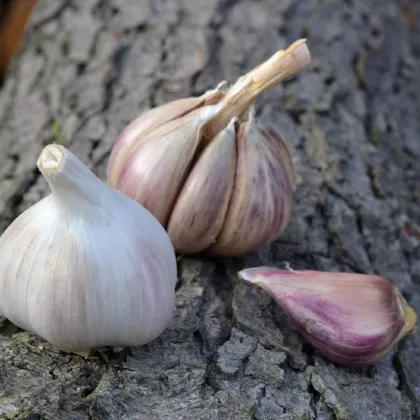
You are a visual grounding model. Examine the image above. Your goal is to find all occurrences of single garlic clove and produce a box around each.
[238,267,418,366]
[167,118,237,253]
[208,115,295,257]
[116,105,219,226]
[0,144,177,353]
[108,88,225,187]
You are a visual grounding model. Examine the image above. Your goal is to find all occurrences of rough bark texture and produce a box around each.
[0,0,420,419]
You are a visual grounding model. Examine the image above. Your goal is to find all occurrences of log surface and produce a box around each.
[0,0,419,419]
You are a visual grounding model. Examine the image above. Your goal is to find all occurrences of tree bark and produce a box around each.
[0,0,419,419]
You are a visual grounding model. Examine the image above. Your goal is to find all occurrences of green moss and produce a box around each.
[399,406,411,420]
[17,407,32,419]
[11,332,30,348]
[371,180,385,199]
[162,375,174,394]
[0,406,33,420]
[283,94,296,107]
[369,125,381,145]
[51,120,66,145]
[61,39,70,57]
[355,52,366,87]
[366,162,386,199]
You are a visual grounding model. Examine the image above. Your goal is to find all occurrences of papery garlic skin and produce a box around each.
[0,145,177,353]
[238,267,418,366]
[107,88,225,188]
[116,105,220,226]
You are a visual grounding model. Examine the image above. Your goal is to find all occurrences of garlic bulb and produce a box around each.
[107,39,311,257]
[0,144,177,354]
[238,267,418,366]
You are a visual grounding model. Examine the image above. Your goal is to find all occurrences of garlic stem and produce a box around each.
[37,144,106,213]
[206,39,311,139]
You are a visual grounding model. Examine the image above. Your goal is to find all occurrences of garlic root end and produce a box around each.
[237,267,273,289]
[399,291,418,336]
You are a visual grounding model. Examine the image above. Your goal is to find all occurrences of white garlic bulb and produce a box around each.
[0,144,177,354]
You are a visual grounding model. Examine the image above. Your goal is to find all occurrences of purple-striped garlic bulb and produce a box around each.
[107,40,311,257]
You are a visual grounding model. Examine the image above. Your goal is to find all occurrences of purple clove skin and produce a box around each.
[238,267,418,367]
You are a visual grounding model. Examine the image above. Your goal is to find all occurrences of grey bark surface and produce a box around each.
[0,0,419,418]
